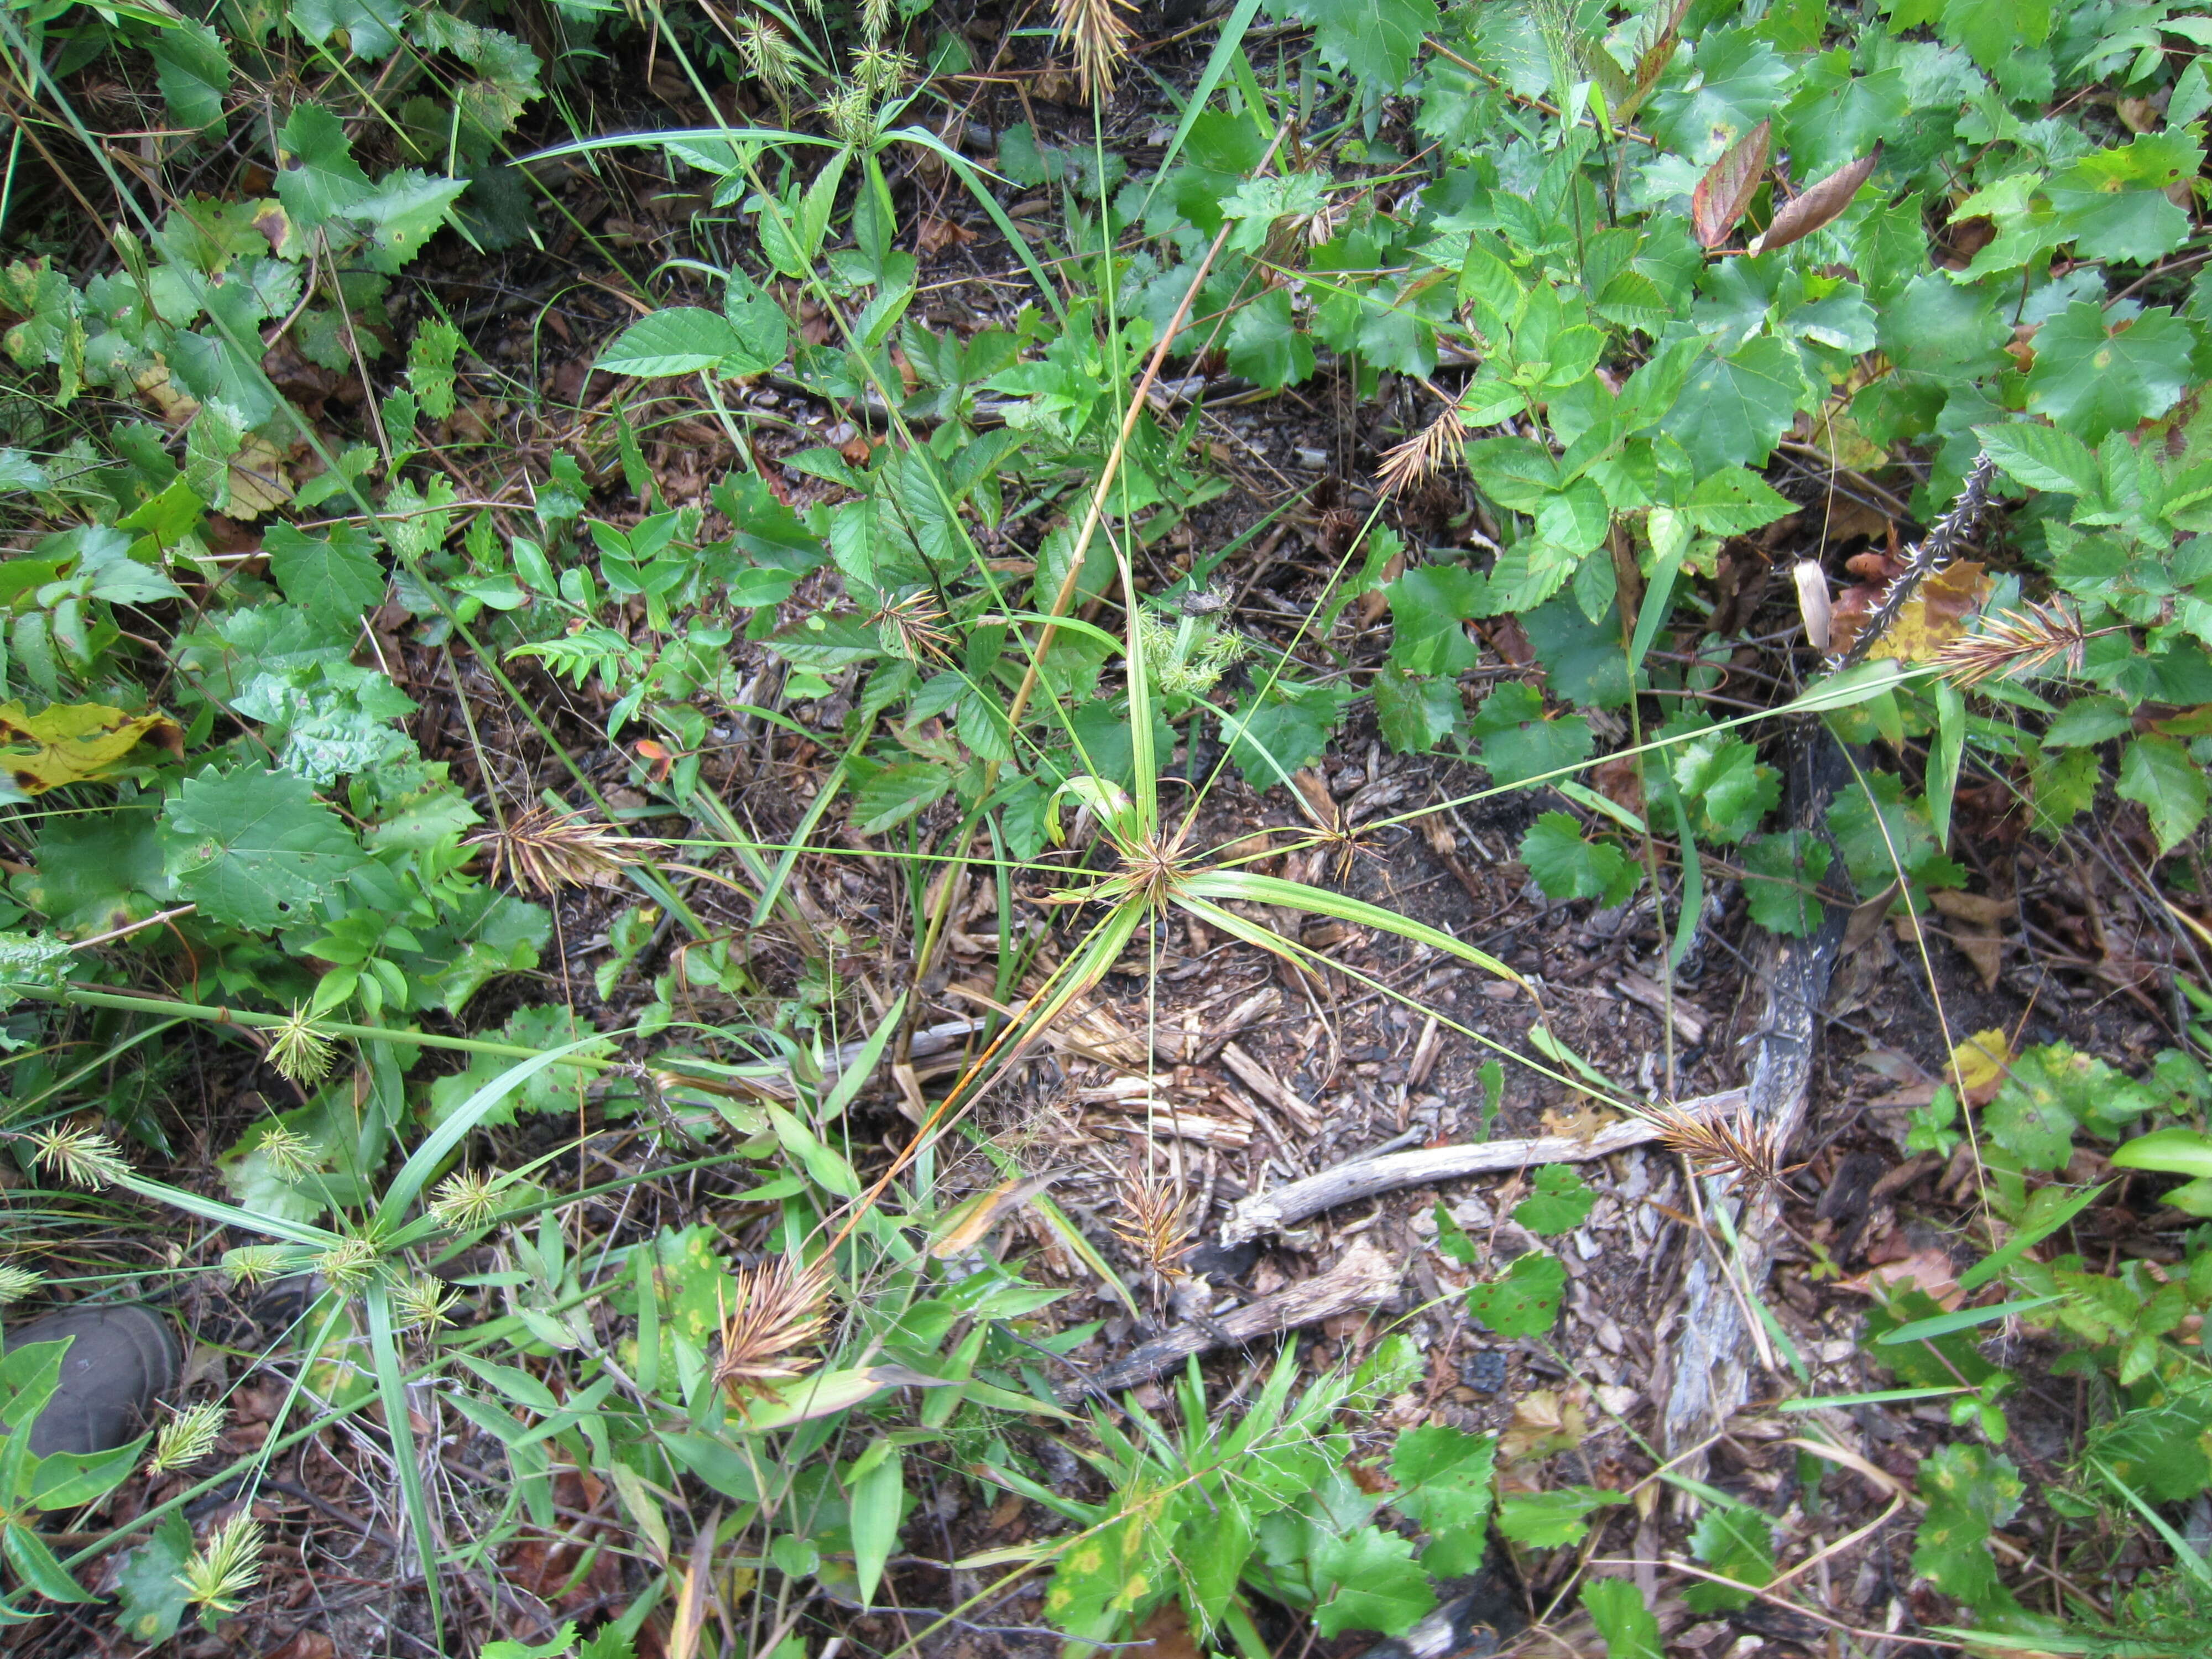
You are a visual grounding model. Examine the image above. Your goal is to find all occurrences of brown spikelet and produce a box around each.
[1111,1169,1193,1282]
[1646,1100,1803,1199]
[713,1256,833,1403]
[1052,0,1136,96]
[1936,599,2101,687]
[1376,403,1469,498]
[870,588,957,663]
[464,806,666,896]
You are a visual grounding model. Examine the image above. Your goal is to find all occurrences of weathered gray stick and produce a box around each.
[1217,1088,1750,1245]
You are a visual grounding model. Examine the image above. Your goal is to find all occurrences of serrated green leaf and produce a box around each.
[1374,665,1460,753]
[852,761,951,836]
[1277,0,1438,87]
[1512,1162,1598,1234]
[1684,1504,1776,1613]
[113,1511,195,1644]
[1227,289,1315,390]
[1310,1524,1436,1637]
[1684,467,1794,535]
[1472,682,1593,788]
[1662,336,1803,471]
[265,522,385,627]
[1494,1485,1627,1548]
[1582,1577,1660,1659]
[2117,734,2208,854]
[1912,1444,2025,1615]
[1672,732,1777,843]
[599,307,749,378]
[1739,830,1833,936]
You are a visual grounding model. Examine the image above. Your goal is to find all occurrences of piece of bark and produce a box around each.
[1659,726,1851,1469]
[1218,1090,1747,1245]
[1061,1238,1402,1400]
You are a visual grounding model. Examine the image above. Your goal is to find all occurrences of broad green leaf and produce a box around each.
[1683,1504,1777,1613]
[266,523,385,626]
[1671,732,1777,843]
[1978,421,2100,499]
[1277,0,1438,88]
[1471,682,1593,788]
[148,19,231,131]
[1310,1524,1436,1637]
[2047,132,2201,265]
[1912,1444,2025,1615]
[158,765,366,930]
[599,307,749,377]
[112,1512,195,1644]
[1221,681,1356,789]
[1494,1485,1626,1548]
[275,102,372,227]
[849,1441,905,1608]
[3,1522,95,1602]
[1519,812,1637,906]
[1739,830,1833,937]
[1662,336,1803,471]
[1227,289,1316,390]
[1374,665,1461,753]
[1684,467,1794,535]
[852,761,951,835]
[1385,565,1484,675]
[2111,1128,2212,1180]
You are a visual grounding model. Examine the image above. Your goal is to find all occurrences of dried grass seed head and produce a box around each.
[465,805,665,896]
[1052,0,1136,95]
[1648,1100,1802,1197]
[713,1254,833,1403]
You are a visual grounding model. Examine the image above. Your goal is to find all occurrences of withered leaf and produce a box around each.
[1691,119,1771,250]
[1750,147,1881,255]
[0,700,184,796]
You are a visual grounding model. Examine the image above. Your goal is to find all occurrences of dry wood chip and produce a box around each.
[1218,1042,1322,1134]
[1616,969,1708,1044]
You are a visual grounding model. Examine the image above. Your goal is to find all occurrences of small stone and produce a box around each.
[1462,1350,1508,1393]
[1293,445,1328,468]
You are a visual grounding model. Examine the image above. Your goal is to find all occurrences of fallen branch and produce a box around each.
[1061,1237,1402,1400]
[1217,1088,1750,1245]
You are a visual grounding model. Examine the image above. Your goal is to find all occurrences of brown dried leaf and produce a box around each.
[1864,561,1991,664]
[1751,148,1880,255]
[1691,120,1771,249]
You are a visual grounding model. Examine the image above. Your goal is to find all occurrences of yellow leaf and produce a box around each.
[1948,1027,2012,1105]
[0,700,182,795]
[1866,562,1991,664]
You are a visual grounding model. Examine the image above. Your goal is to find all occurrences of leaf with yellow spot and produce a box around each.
[0,700,182,796]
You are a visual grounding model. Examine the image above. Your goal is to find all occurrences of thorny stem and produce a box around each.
[1832,451,1999,671]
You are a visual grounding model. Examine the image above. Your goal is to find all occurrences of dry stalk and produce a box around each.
[1936,597,2107,687]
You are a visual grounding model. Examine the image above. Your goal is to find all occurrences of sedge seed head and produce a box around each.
[0,1263,41,1304]
[315,1236,382,1296]
[391,1273,462,1334]
[428,1168,502,1234]
[255,1125,322,1184]
[148,1401,227,1474]
[179,1512,265,1618]
[267,1005,337,1089]
[29,1125,131,1189]
[222,1244,294,1290]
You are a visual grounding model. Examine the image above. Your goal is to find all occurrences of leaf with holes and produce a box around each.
[158,766,366,931]
[1464,1250,1566,1337]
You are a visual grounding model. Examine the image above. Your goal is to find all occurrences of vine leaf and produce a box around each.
[1751,147,1881,255]
[1692,119,1771,249]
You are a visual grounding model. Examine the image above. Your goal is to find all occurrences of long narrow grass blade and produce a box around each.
[364,1282,443,1643]
[1180,870,1527,986]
